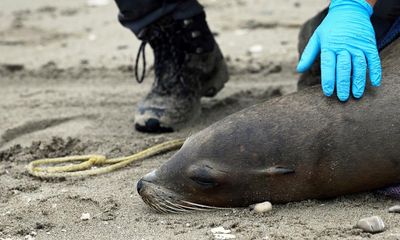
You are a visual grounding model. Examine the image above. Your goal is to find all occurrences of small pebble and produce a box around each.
[387,233,400,240]
[234,29,247,36]
[24,235,35,240]
[248,45,263,54]
[87,0,109,6]
[250,201,272,213]
[12,190,20,195]
[211,227,235,240]
[214,233,236,240]
[211,226,231,234]
[80,213,91,221]
[356,216,385,233]
[88,34,97,41]
[389,205,400,213]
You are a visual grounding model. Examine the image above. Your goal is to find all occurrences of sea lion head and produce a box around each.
[136,131,295,213]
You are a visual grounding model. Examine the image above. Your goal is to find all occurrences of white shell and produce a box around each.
[214,233,236,240]
[211,226,231,234]
[389,205,400,213]
[80,213,91,221]
[87,0,109,6]
[248,45,264,54]
[356,216,385,233]
[211,227,235,239]
[251,201,273,213]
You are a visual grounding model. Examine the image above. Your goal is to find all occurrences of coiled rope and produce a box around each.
[27,139,185,179]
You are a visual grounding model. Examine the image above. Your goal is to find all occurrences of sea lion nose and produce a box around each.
[142,169,157,182]
[137,179,144,193]
[137,170,158,193]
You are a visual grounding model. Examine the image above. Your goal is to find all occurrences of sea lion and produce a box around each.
[136,16,400,213]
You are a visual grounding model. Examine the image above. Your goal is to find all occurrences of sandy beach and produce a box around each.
[1,0,400,239]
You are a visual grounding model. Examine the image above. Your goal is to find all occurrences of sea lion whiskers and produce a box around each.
[138,173,227,213]
[180,200,226,210]
[175,202,213,212]
[157,202,179,214]
[161,200,191,213]
[143,187,225,213]
[164,200,193,213]
[141,193,168,213]
[172,202,201,212]
[148,200,167,213]
[140,186,195,213]
[150,197,176,213]
[151,193,218,213]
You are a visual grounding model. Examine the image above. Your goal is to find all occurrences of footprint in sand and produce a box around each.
[0,115,96,150]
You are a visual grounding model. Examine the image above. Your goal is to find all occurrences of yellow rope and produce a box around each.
[26,139,185,179]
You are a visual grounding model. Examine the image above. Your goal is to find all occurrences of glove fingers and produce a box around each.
[351,50,367,99]
[297,33,320,73]
[336,50,351,101]
[365,48,382,87]
[321,49,336,97]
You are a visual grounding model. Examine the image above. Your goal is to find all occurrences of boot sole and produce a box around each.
[134,103,201,133]
[135,118,174,133]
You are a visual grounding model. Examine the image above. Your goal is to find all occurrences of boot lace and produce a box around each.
[134,21,190,95]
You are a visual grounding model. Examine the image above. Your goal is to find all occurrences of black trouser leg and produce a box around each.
[372,0,400,42]
[115,0,204,35]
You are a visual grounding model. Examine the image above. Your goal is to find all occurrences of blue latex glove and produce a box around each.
[297,0,382,101]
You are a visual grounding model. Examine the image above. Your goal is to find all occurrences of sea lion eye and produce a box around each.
[188,166,218,187]
[190,175,217,187]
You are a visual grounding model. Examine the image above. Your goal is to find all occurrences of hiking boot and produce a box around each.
[133,12,229,133]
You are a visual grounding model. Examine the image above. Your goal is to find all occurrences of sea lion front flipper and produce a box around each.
[265,166,295,176]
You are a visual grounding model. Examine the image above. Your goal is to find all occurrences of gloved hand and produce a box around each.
[297,0,382,101]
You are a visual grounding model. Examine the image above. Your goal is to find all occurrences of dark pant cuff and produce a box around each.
[118,0,203,36]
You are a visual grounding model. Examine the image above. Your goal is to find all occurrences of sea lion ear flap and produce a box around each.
[265,166,295,176]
